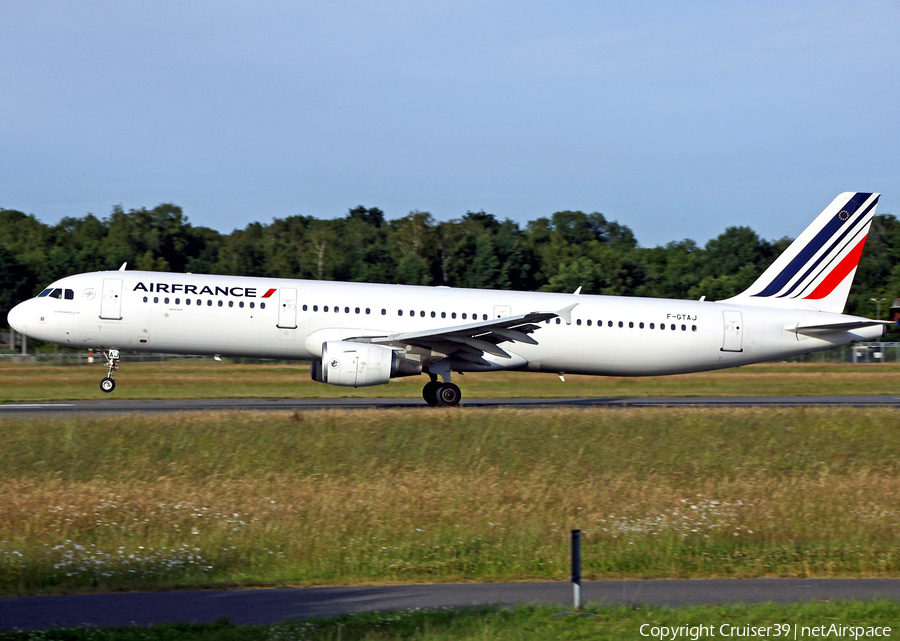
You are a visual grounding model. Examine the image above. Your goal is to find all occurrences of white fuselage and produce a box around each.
[8,270,883,377]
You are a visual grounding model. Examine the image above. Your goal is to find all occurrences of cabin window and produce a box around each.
[692,325,697,331]
[452,312,457,319]
[154,297,159,303]
[483,314,488,320]
[324,306,329,312]
[462,313,467,320]
[618,321,623,328]
[410,310,415,316]
[628,321,634,328]
[365,308,370,314]
[250,302,255,309]
[441,312,446,318]
[355,307,360,314]
[345,307,350,313]
[660,323,665,330]
[218,300,223,307]
[556,318,561,324]
[650,323,655,329]
[607,321,613,327]
[335,307,339,313]
[143,296,148,303]
[239,301,244,308]
[587,320,592,326]
[260,303,266,309]
[228,301,234,308]
[681,324,686,331]
[431,311,436,318]
[576,319,582,326]
[302,304,308,311]
[175,298,181,305]
[420,311,425,317]
[670,324,676,330]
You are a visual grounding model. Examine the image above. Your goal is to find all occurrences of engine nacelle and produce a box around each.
[310,340,421,387]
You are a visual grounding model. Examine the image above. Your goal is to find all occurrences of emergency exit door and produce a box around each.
[721,310,743,352]
[277,288,298,329]
[99,278,123,320]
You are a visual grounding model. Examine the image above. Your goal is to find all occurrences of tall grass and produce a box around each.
[1,408,899,594]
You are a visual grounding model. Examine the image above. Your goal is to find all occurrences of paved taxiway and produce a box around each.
[1,395,900,416]
[2,579,899,630]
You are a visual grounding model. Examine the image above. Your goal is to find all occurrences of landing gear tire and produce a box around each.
[423,381,442,406]
[100,349,120,394]
[436,383,462,407]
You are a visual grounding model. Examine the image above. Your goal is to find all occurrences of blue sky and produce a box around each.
[2,1,898,247]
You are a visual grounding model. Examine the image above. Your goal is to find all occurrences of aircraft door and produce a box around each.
[493,305,511,319]
[277,288,298,329]
[721,310,743,352]
[99,278,123,320]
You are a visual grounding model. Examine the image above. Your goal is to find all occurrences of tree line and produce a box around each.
[2,203,899,326]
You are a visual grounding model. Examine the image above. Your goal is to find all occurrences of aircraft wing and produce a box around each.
[349,303,578,363]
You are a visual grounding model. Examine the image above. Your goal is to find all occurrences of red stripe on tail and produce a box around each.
[803,236,868,300]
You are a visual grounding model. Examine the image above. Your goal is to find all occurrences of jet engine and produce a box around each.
[310,340,421,387]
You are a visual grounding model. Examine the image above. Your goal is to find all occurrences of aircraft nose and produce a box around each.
[7,301,28,334]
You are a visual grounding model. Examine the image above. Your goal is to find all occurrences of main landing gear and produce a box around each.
[100,349,120,393]
[422,376,462,407]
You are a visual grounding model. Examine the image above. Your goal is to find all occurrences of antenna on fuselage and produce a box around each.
[118,262,127,271]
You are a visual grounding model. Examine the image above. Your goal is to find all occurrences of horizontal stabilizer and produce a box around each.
[785,319,892,335]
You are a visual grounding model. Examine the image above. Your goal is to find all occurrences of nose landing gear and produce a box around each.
[422,376,462,407]
[100,349,120,393]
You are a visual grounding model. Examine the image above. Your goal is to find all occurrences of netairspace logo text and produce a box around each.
[640,623,892,640]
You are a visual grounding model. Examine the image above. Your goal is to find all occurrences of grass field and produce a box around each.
[1,407,898,596]
[2,359,900,401]
[2,602,898,640]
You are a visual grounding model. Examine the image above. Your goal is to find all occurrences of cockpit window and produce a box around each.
[37,288,74,300]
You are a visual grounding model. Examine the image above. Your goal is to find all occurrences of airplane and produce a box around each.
[5,192,890,406]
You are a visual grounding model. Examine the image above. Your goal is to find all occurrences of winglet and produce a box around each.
[556,303,578,325]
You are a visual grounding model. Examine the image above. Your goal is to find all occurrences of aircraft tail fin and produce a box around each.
[723,192,879,313]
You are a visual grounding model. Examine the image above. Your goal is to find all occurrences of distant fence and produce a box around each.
[2,343,900,365]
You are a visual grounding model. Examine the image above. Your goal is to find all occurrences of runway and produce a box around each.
[1,395,900,416]
[2,579,899,630]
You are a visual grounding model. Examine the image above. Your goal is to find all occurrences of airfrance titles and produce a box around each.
[133,282,267,298]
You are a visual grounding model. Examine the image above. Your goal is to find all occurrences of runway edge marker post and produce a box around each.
[572,528,582,610]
